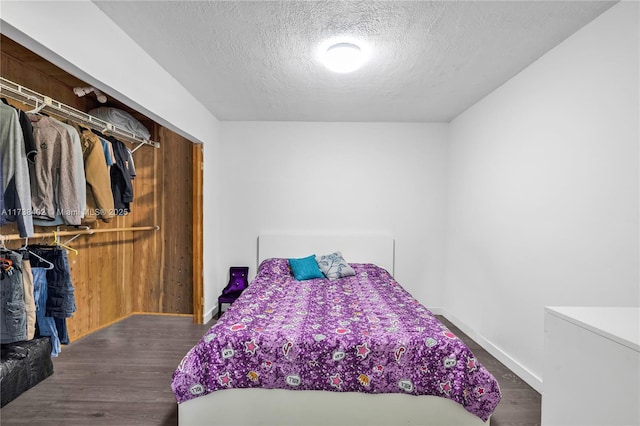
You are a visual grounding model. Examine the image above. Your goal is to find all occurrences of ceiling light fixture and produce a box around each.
[322,42,366,73]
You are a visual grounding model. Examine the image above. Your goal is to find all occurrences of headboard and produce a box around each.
[257,233,395,276]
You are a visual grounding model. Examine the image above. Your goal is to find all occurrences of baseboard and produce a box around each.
[441,309,543,394]
[203,307,216,324]
[426,307,443,315]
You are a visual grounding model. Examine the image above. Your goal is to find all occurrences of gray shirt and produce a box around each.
[1,103,34,237]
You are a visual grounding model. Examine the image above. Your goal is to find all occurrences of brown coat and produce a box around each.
[77,127,114,223]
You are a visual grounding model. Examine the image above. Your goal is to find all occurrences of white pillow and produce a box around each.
[316,252,356,280]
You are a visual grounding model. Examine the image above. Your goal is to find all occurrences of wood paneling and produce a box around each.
[192,143,204,323]
[130,125,162,313]
[1,43,89,110]
[0,35,199,340]
[1,36,89,93]
[158,126,194,314]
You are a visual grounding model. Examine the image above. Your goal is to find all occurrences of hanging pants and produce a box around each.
[29,247,76,355]
[21,257,36,340]
[0,253,26,344]
[29,247,76,319]
[31,267,61,357]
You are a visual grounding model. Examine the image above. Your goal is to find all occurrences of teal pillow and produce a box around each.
[288,255,324,281]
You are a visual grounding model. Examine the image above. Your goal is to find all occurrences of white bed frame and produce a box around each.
[178,233,488,426]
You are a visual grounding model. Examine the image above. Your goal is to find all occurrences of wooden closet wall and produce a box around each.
[0,35,200,340]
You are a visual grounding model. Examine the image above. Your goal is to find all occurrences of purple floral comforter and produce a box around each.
[171,259,501,421]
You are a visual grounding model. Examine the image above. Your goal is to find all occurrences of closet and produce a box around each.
[0,34,204,343]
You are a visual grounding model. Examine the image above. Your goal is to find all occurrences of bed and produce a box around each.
[173,234,500,425]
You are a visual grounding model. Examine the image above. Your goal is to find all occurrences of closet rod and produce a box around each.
[0,226,160,242]
[0,77,160,150]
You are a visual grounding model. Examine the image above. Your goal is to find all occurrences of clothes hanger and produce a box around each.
[62,226,90,246]
[20,237,55,270]
[0,236,24,262]
[27,94,54,114]
[51,231,79,256]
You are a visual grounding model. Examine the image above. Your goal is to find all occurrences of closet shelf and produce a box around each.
[0,226,160,242]
[0,77,160,151]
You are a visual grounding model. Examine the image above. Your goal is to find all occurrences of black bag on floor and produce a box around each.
[0,337,54,407]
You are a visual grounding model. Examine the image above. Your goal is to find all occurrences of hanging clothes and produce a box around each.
[1,98,37,164]
[110,138,134,214]
[20,254,36,340]
[18,110,37,164]
[31,266,61,357]
[100,137,115,167]
[59,121,86,219]
[126,148,136,180]
[27,114,82,225]
[0,103,34,237]
[1,149,4,227]
[77,126,114,223]
[32,120,86,226]
[28,245,76,356]
[28,246,76,320]
[0,251,27,344]
[92,131,133,215]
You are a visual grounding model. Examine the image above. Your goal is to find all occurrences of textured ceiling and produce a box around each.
[93,1,616,122]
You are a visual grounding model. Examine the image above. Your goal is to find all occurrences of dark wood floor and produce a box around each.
[440,317,542,426]
[0,314,540,426]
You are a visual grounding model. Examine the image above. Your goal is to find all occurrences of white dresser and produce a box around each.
[542,307,640,426]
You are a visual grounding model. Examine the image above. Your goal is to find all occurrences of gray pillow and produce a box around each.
[316,251,356,280]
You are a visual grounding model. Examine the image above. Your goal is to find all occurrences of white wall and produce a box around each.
[444,1,639,391]
[4,1,638,392]
[0,1,223,318]
[219,121,449,307]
